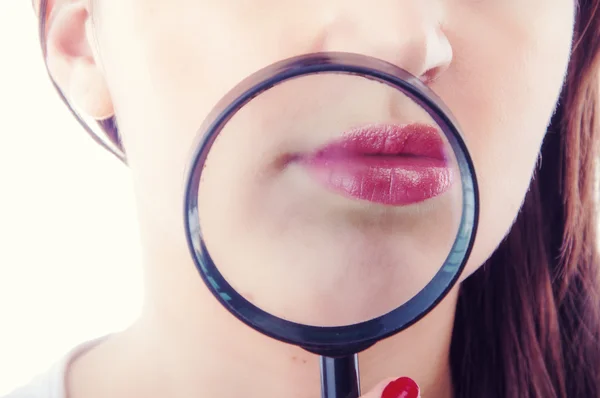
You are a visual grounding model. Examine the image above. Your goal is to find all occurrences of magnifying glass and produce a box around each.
[184,52,479,398]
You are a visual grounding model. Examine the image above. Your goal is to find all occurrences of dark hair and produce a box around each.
[450,1,600,397]
[37,0,600,396]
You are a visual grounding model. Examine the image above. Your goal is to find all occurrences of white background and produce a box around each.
[0,1,144,394]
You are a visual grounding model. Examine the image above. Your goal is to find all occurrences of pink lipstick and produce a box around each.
[299,124,454,206]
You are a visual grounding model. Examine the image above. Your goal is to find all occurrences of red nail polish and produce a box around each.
[381,377,420,398]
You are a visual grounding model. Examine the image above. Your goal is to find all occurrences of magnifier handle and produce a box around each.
[319,355,361,398]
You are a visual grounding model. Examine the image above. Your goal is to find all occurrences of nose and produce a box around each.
[319,1,452,83]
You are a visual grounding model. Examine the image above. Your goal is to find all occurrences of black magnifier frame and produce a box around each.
[183,52,479,357]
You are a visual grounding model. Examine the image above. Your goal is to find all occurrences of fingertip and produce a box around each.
[380,377,420,398]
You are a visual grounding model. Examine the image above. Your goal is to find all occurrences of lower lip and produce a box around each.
[298,124,454,206]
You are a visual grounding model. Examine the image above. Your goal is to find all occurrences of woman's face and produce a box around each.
[52,0,575,324]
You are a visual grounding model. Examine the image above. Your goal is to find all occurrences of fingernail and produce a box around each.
[381,377,420,398]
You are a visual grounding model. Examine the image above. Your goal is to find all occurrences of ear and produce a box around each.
[44,0,114,120]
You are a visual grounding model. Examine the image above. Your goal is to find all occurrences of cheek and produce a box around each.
[96,0,326,227]
[440,4,574,277]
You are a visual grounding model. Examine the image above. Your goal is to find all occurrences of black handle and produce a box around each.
[320,354,361,398]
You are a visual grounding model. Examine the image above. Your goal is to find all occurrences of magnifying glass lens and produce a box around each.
[196,71,464,327]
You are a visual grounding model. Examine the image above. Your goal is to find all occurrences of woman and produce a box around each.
[8,0,600,397]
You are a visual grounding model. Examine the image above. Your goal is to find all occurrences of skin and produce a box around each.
[43,0,575,397]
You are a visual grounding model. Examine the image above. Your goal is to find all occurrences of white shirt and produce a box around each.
[2,340,101,398]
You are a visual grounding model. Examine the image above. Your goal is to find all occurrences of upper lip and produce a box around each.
[308,123,447,162]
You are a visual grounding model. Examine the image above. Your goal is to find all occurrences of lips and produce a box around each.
[296,123,454,206]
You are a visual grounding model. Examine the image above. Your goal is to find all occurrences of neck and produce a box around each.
[68,222,457,398]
